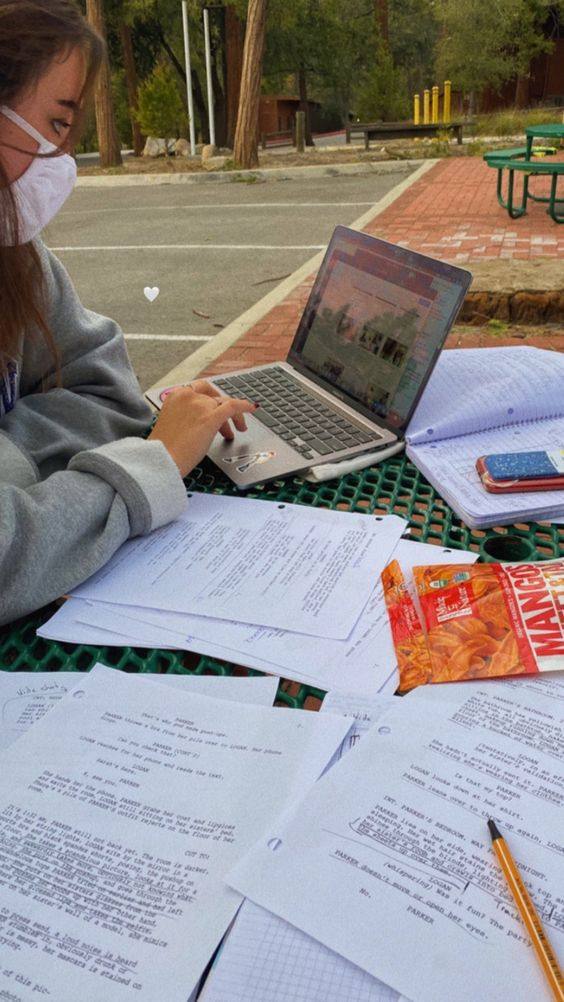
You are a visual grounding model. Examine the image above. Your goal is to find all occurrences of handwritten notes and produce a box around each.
[228,676,564,1002]
[71,494,406,639]
[406,348,564,527]
[0,665,349,1001]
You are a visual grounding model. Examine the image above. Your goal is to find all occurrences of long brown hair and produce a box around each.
[0,0,103,380]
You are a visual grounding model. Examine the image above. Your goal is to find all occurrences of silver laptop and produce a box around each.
[150,227,471,488]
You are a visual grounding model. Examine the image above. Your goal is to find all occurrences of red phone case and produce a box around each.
[476,456,564,493]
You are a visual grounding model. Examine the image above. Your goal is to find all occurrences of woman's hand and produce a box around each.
[148,379,257,479]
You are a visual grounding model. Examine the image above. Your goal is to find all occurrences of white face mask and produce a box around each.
[0,104,77,244]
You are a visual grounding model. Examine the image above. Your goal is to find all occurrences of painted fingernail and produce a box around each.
[254,402,260,408]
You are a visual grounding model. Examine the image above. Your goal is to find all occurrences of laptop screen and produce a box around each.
[289,226,471,433]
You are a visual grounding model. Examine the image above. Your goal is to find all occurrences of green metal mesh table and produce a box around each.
[2,454,563,706]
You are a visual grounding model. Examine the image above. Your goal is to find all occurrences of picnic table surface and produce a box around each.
[1,454,563,697]
[525,122,564,139]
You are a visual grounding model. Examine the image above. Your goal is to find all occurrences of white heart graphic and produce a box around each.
[144,286,160,302]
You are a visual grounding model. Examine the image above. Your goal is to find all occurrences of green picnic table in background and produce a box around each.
[484,122,564,222]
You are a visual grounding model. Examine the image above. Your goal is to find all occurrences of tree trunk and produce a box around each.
[233,0,268,169]
[375,0,388,43]
[297,65,314,146]
[119,22,144,157]
[514,74,529,108]
[225,6,245,148]
[85,0,122,168]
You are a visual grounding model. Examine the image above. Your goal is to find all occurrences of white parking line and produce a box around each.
[149,159,438,390]
[124,334,213,341]
[59,201,375,216]
[50,244,326,252]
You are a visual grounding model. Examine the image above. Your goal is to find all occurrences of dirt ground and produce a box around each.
[76,137,496,177]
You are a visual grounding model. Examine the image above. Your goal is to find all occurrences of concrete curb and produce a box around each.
[146,159,438,394]
[76,158,429,189]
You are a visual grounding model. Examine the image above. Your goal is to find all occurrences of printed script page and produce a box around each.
[0,665,349,1002]
[0,671,279,750]
[228,675,564,1002]
[71,494,404,639]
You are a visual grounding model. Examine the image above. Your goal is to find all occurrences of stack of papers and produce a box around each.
[227,674,564,1002]
[0,664,350,1001]
[38,493,478,697]
[2,663,562,1000]
[406,347,564,528]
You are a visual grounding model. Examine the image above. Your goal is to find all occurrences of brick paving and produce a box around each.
[201,157,564,378]
[365,156,564,262]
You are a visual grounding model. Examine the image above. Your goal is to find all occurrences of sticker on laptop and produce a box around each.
[223,450,276,474]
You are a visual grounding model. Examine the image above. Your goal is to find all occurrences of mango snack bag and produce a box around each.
[382,558,564,691]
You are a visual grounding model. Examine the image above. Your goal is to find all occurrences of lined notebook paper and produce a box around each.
[406,346,564,527]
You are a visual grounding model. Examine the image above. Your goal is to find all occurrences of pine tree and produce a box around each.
[136,62,186,138]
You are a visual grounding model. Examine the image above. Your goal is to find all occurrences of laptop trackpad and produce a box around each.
[207,419,300,479]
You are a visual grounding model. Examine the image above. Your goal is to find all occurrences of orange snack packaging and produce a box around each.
[381,560,433,693]
[382,557,564,692]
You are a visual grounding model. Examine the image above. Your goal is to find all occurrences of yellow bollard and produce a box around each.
[414,93,420,125]
[431,85,439,124]
[423,89,430,125]
[443,80,451,124]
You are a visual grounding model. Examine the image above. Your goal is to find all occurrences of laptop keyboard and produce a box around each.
[213,368,381,461]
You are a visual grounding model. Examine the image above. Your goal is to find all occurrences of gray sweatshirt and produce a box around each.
[0,241,188,626]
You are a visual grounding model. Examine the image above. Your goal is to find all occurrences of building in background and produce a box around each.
[258,95,322,144]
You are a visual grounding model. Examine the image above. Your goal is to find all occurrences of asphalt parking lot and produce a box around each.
[45,167,414,389]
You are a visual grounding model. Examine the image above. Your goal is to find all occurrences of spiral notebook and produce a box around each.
[405,346,564,528]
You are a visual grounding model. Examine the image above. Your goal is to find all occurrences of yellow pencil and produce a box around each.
[488,819,564,1001]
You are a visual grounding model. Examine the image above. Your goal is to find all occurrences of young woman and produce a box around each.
[0,0,255,626]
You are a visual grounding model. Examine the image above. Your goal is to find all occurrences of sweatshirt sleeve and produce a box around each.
[0,437,187,627]
[0,242,154,481]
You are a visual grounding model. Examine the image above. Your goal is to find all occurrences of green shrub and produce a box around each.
[426,130,453,156]
[136,61,187,139]
[355,49,410,122]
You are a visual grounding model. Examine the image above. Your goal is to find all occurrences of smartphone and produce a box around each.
[476,449,564,493]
